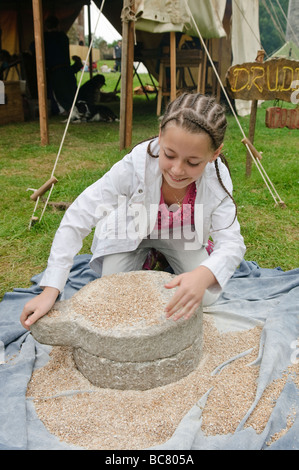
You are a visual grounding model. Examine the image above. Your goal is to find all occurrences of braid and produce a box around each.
[218,153,231,177]
[214,158,237,229]
[147,138,159,158]
[129,136,159,158]
[160,93,227,149]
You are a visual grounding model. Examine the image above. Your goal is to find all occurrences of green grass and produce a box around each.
[0,75,298,299]
[77,59,158,92]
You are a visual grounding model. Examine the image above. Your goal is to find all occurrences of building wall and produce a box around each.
[70,45,100,63]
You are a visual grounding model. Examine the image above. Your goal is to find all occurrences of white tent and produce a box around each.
[230,0,261,115]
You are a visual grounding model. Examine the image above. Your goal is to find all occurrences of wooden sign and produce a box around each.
[266,107,299,129]
[226,58,299,102]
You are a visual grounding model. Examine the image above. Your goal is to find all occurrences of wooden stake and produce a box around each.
[32,0,49,146]
[245,50,265,177]
[30,176,58,201]
[246,99,258,177]
[242,137,263,161]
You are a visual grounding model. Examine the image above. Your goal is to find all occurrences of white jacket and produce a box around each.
[40,138,246,292]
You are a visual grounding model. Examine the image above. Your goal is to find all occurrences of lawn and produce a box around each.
[0,71,298,300]
[77,59,158,92]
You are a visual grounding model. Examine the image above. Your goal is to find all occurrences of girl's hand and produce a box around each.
[164,266,217,321]
[20,287,60,330]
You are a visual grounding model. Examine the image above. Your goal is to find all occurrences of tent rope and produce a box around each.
[261,0,286,44]
[35,0,106,225]
[268,0,287,40]
[121,0,137,23]
[275,0,299,47]
[184,0,285,207]
[121,0,137,45]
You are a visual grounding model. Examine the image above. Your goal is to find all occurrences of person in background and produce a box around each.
[43,15,77,114]
[112,40,122,72]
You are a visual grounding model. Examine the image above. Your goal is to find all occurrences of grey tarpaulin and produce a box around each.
[0,255,298,450]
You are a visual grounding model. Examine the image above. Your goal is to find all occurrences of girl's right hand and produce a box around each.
[20,286,60,330]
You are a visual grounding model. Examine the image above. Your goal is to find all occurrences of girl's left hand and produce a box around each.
[164,266,216,321]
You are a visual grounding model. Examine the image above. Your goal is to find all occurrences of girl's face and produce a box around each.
[159,124,223,189]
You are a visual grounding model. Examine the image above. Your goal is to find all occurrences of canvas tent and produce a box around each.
[133,0,226,36]
[286,0,299,44]
[271,40,299,61]
[0,0,261,146]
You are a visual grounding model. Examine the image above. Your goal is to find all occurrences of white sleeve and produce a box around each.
[39,155,135,292]
[39,180,104,292]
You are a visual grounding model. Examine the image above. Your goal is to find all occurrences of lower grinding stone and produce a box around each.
[73,335,202,390]
[31,270,203,390]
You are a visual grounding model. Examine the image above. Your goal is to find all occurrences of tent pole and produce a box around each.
[32,0,49,146]
[170,31,176,102]
[87,2,93,80]
[119,0,135,150]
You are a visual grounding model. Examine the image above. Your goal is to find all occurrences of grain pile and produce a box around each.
[70,272,170,329]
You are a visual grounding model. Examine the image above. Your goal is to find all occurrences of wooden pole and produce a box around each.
[32,0,49,146]
[87,2,93,80]
[199,39,208,94]
[170,31,176,102]
[216,38,222,103]
[119,0,135,150]
[246,50,265,177]
[246,100,257,177]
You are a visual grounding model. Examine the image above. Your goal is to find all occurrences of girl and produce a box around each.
[20,93,246,330]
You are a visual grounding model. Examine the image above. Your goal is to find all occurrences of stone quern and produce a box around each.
[30,271,203,390]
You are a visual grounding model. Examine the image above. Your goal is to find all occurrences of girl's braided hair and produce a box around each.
[148,93,237,228]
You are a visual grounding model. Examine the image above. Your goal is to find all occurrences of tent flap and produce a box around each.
[135,0,226,38]
[135,0,189,34]
[184,0,227,39]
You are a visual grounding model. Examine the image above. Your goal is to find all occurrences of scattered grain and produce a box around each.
[27,316,265,449]
[266,408,297,446]
[27,318,298,449]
